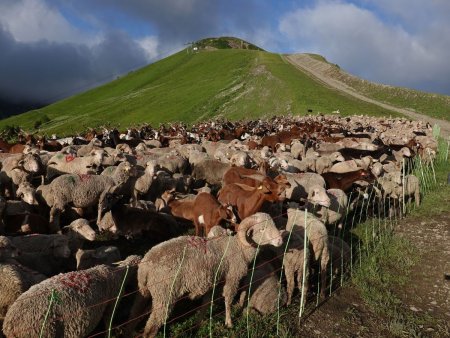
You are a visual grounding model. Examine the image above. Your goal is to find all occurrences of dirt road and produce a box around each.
[285,54,450,138]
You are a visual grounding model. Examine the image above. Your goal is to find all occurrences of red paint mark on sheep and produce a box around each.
[187,236,208,253]
[56,271,91,293]
[65,155,75,162]
[78,174,91,182]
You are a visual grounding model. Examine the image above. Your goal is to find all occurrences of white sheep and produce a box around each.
[3,255,141,338]
[39,161,134,229]
[123,213,283,336]
[46,149,106,180]
[286,208,330,298]
[271,229,309,306]
[308,188,348,229]
[0,236,47,319]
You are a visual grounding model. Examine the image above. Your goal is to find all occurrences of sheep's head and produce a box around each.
[18,153,43,173]
[98,189,122,223]
[238,213,283,248]
[0,236,19,260]
[97,211,119,237]
[64,218,96,241]
[50,236,71,258]
[89,149,106,167]
[145,160,159,176]
[330,152,345,163]
[230,152,249,168]
[16,182,38,205]
[307,185,331,208]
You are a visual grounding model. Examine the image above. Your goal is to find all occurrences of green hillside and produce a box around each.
[0,47,399,136]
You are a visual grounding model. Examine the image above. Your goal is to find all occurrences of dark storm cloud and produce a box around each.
[74,0,277,46]
[0,26,149,103]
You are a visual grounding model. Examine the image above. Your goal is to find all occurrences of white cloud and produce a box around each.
[137,36,160,61]
[0,0,95,44]
[279,1,450,94]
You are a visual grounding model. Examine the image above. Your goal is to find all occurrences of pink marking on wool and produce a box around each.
[65,155,75,162]
[57,271,91,292]
[187,236,208,254]
[78,174,91,182]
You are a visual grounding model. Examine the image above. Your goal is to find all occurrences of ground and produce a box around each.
[297,180,450,338]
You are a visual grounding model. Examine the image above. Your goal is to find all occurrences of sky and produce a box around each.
[1,0,450,107]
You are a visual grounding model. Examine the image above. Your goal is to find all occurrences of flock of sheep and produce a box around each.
[0,114,437,337]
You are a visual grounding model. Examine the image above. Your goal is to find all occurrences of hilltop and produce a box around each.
[0,36,448,136]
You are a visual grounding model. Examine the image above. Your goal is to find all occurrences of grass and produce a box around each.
[351,142,450,337]
[0,48,396,136]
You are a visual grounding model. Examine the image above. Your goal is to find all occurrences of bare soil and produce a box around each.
[298,211,450,337]
[285,54,450,138]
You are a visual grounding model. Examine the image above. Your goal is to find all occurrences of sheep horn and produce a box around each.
[237,215,257,247]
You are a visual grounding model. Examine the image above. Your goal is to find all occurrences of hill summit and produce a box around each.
[192,37,264,51]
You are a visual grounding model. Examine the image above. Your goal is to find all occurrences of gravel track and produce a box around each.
[284,54,450,138]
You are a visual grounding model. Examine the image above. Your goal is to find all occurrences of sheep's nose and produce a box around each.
[271,236,283,247]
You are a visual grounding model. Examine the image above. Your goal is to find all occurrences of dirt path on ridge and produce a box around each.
[284,54,450,138]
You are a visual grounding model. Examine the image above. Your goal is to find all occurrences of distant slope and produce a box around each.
[289,53,450,122]
[286,54,450,137]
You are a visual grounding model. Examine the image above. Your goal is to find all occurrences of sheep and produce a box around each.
[237,260,287,315]
[0,236,19,261]
[75,246,121,270]
[97,193,181,240]
[2,255,141,338]
[61,218,97,254]
[40,161,134,229]
[270,229,309,306]
[76,138,103,157]
[192,159,231,186]
[391,174,421,207]
[46,149,107,180]
[132,160,158,204]
[290,139,305,159]
[284,172,327,203]
[15,181,38,206]
[0,237,47,319]
[154,153,189,175]
[9,234,70,257]
[314,152,345,174]
[8,234,71,276]
[308,188,348,229]
[286,208,330,298]
[123,212,283,337]
[0,153,43,197]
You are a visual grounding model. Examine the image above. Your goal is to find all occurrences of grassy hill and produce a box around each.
[0,40,413,136]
